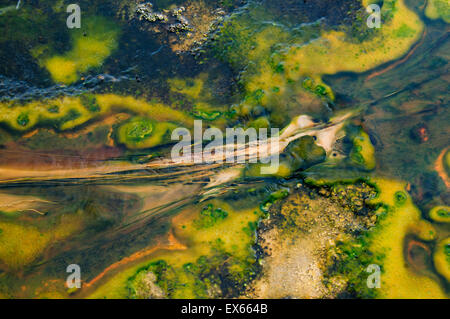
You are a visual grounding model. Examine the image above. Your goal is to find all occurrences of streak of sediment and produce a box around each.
[0,113,353,187]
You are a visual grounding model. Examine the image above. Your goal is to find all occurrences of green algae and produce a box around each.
[118,117,153,143]
[122,118,154,141]
[393,23,417,38]
[0,0,447,300]
[302,165,370,186]
[326,235,381,299]
[128,240,258,298]
[429,206,450,223]
[307,176,447,298]
[425,0,450,23]
[168,73,228,125]
[16,113,30,127]
[0,3,66,46]
[445,149,450,176]
[193,204,229,229]
[260,189,289,213]
[282,0,423,96]
[36,16,120,84]
[80,94,101,113]
[245,135,326,178]
[191,107,222,121]
[248,116,270,130]
[89,199,263,299]
[433,237,450,282]
[0,209,85,270]
[117,118,175,150]
[0,94,192,134]
[206,0,424,132]
[208,6,327,127]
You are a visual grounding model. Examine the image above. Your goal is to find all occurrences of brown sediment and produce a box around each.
[366,29,427,81]
[0,159,223,188]
[406,239,431,273]
[104,183,202,221]
[0,145,123,171]
[0,193,53,213]
[22,129,39,139]
[0,114,350,186]
[61,113,130,139]
[0,161,144,181]
[62,112,130,147]
[0,112,130,170]
[19,113,130,141]
[106,127,115,147]
[435,147,450,188]
[14,113,130,158]
[33,279,65,298]
[83,231,186,289]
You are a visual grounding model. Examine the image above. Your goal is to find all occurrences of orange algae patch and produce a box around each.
[435,147,450,188]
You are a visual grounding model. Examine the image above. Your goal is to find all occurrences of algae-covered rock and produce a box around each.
[250,183,377,298]
[248,117,270,130]
[349,127,376,170]
[117,117,176,149]
[245,135,326,178]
